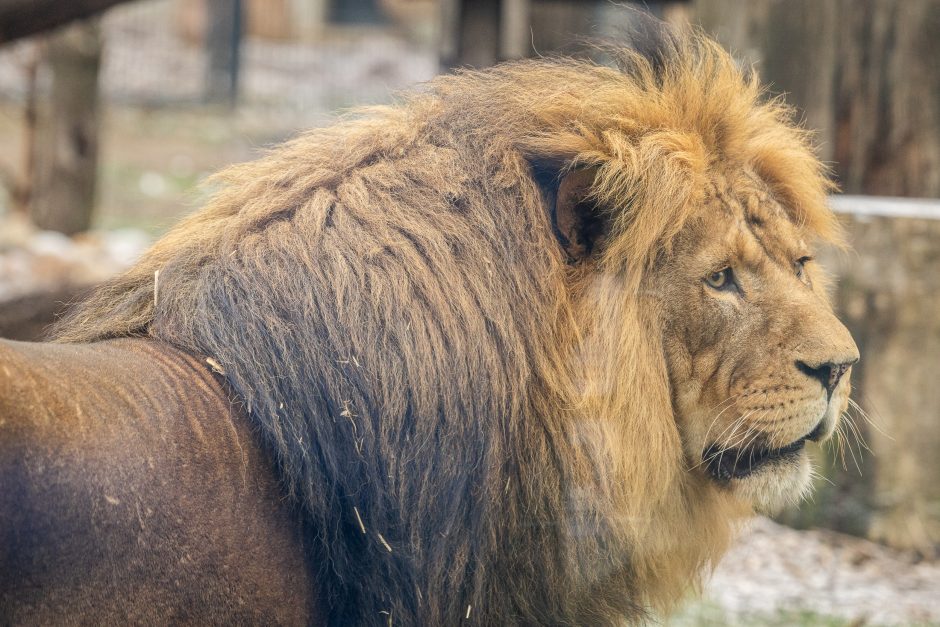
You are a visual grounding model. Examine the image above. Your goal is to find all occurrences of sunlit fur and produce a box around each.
[53,22,851,624]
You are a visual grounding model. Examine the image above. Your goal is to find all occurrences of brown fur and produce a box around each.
[45,20,856,624]
[0,339,315,623]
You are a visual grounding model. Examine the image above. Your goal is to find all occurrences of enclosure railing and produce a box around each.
[829,195,940,220]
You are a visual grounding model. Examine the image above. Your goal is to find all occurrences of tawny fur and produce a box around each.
[53,23,842,625]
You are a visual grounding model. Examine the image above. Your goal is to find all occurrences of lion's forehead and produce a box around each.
[703,173,809,268]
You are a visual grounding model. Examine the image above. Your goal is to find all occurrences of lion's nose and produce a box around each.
[796,356,859,396]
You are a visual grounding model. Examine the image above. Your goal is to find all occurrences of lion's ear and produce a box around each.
[548,166,610,262]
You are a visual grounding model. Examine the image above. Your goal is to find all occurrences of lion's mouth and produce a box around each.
[702,439,805,482]
[702,422,824,482]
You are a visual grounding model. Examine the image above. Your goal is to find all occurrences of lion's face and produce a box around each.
[655,170,858,511]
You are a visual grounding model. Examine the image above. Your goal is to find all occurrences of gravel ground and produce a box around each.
[680,516,940,625]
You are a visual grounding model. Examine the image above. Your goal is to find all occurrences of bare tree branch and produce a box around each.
[0,0,135,44]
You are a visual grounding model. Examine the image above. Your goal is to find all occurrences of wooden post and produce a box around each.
[440,0,501,69]
[500,0,530,60]
[30,21,102,235]
[19,43,39,215]
[0,42,39,214]
[529,0,594,54]
[696,0,940,554]
[205,0,243,106]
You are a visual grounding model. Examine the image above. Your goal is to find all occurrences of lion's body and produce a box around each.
[2,22,857,625]
[0,338,314,623]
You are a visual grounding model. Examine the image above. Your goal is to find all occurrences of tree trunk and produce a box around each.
[500,0,530,61]
[30,21,102,236]
[696,0,940,554]
[204,0,243,105]
[440,0,605,70]
[529,0,593,54]
[440,0,501,69]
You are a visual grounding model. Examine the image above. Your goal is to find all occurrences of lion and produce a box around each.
[2,19,858,625]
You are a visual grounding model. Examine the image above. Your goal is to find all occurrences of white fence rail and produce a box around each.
[829,195,940,220]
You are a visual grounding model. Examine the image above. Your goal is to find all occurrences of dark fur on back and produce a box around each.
[53,16,838,625]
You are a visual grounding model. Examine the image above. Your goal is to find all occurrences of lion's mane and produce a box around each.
[53,21,839,625]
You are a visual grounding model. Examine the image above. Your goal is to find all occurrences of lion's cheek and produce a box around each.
[668,378,710,462]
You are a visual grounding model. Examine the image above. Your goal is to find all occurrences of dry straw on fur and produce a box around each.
[54,19,839,625]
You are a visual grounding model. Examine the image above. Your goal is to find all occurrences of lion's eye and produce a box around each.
[795,256,813,280]
[705,267,734,290]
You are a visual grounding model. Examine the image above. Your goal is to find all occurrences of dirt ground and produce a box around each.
[676,516,940,625]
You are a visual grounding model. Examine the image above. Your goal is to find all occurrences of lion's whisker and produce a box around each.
[842,412,871,454]
[808,467,833,489]
[689,415,744,471]
[842,405,873,454]
[838,415,864,475]
[846,419,869,473]
[728,409,769,451]
[712,410,759,474]
[700,395,744,452]
[708,393,742,413]
[732,410,773,469]
[832,420,849,471]
[847,397,892,441]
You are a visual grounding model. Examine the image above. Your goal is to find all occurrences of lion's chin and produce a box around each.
[727,451,813,513]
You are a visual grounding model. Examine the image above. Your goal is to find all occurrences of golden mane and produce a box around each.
[53,20,838,624]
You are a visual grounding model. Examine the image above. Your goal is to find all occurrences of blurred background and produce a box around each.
[0,1,937,624]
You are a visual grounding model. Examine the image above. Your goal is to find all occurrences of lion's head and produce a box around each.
[659,170,858,511]
[53,18,857,625]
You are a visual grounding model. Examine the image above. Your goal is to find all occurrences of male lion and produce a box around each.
[2,21,857,625]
